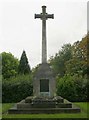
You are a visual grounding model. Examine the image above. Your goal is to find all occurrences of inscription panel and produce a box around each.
[40,79,49,92]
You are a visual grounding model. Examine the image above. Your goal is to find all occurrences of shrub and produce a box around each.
[56,75,76,101]
[2,74,33,103]
[56,74,87,102]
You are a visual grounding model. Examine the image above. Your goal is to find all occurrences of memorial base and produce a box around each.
[8,96,81,114]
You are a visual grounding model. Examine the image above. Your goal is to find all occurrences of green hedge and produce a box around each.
[56,74,88,102]
[2,74,88,103]
[2,75,33,103]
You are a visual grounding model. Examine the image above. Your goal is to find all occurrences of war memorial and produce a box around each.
[8,6,80,114]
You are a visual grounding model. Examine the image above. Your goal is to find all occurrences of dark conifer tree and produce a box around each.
[18,50,31,74]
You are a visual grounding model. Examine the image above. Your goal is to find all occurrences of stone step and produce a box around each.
[8,107,81,114]
[8,96,81,114]
[57,103,72,108]
[25,96,64,103]
[17,103,72,109]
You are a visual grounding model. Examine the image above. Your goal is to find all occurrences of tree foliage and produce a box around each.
[49,34,88,77]
[18,50,31,74]
[1,52,19,79]
[49,44,72,77]
[1,33,88,102]
[49,33,88,102]
[65,34,88,76]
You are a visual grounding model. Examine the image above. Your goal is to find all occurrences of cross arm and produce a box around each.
[46,14,54,19]
[34,14,42,19]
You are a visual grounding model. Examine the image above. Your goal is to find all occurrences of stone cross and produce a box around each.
[35,6,54,63]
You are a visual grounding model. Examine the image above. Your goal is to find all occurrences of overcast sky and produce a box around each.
[0,0,87,68]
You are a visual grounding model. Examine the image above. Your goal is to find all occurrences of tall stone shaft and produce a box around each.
[42,6,47,63]
[35,6,54,63]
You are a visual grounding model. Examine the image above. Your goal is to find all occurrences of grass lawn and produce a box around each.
[2,103,14,114]
[2,102,88,119]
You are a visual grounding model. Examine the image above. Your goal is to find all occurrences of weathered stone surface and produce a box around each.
[35,6,54,64]
[57,103,72,108]
[8,107,81,114]
[33,63,56,98]
[25,96,64,103]
[33,6,56,98]
[25,96,34,103]
[8,96,81,114]
[17,103,72,109]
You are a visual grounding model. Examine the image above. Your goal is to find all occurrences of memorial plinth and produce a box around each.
[33,63,56,98]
